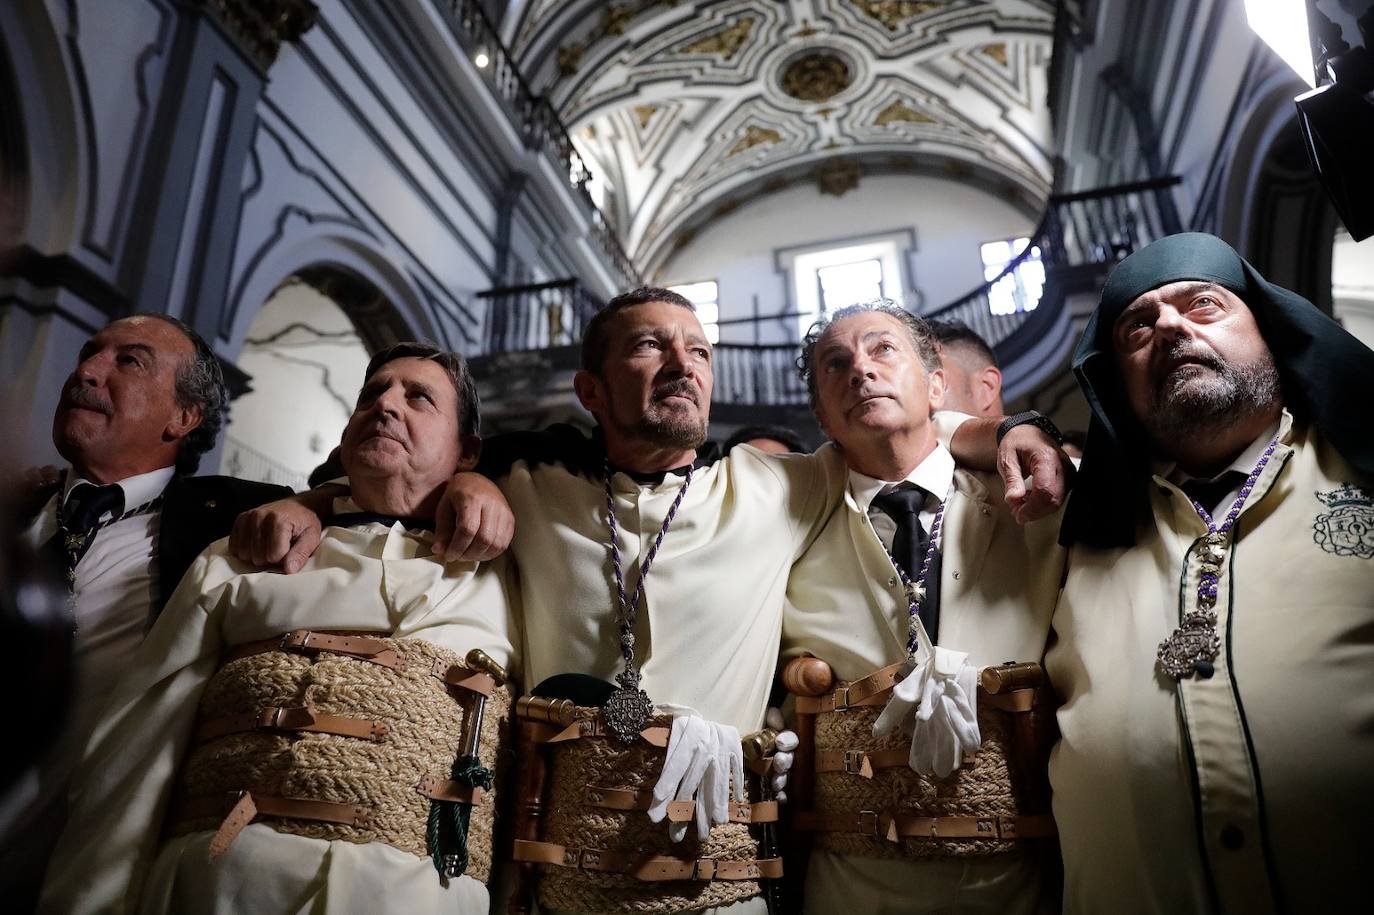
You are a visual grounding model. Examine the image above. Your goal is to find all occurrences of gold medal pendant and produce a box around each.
[1156,610,1221,680]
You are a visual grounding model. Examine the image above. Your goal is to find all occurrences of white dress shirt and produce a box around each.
[847,443,956,552]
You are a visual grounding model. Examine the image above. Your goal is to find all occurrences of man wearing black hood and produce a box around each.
[1046,233,1374,914]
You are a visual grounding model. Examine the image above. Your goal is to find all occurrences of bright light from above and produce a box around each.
[1244,0,1316,88]
[474,51,491,69]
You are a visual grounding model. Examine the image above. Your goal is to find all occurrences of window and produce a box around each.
[980,237,1045,315]
[668,280,720,343]
[788,238,904,335]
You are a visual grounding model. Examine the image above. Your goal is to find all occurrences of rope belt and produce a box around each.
[514,840,783,882]
[792,810,1056,841]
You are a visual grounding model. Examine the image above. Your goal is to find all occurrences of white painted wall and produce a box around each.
[219,282,370,489]
[1333,231,1374,352]
[659,173,1035,344]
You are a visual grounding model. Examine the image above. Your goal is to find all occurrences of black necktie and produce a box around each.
[55,484,125,581]
[1180,471,1247,517]
[872,486,942,644]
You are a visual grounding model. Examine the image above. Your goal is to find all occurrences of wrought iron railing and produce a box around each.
[220,436,310,492]
[439,0,642,289]
[476,279,605,353]
[923,175,1183,351]
[712,343,811,406]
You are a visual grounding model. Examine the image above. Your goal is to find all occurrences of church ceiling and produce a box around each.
[505,0,1056,274]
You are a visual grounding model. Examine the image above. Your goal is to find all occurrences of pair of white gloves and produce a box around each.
[647,706,797,842]
[873,646,981,778]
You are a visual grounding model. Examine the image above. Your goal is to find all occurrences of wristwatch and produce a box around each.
[995,410,1064,446]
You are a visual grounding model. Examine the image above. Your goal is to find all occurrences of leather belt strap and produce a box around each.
[196,704,389,743]
[226,629,404,670]
[175,791,373,859]
[812,747,976,777]
[532,718,671,747]
[416,773,484,804]
[795,662,904,714]
[513,839,782,882]
[431,659,496,696]
[792,810,1056,841]
[585,786,779,824]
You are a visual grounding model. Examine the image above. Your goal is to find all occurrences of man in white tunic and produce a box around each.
[783,303,1063,914]
[40,343,516,915]
[1048,233,1374,914]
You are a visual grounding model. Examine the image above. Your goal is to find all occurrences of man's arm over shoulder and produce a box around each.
[730,443,849,558]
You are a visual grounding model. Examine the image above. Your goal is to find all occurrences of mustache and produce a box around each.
[652,380,699,405]
[1160,341,1225,374]
[60,384,112,415]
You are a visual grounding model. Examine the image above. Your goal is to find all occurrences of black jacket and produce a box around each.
[25,471,292,612]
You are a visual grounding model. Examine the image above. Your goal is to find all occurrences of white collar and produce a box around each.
[1161,412,1287,487]
[847,443,956,515]
[62,465,176,513]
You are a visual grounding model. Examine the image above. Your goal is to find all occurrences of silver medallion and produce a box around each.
[603,686,654,743]
[1156,610,1221,680]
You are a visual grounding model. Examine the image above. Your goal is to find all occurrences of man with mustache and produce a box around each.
[1047,233,1374,913]
[4,314,292,908]
[40,342,515,914]
[782,302,1063,914]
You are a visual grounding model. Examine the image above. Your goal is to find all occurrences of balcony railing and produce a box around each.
[923,175,1183,353]
[440,0,642,289]
[476,278,605,353]
[712,344,811,407]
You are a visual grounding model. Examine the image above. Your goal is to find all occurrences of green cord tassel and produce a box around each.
[428,755,495,878]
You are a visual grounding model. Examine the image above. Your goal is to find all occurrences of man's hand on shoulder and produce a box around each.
[997,424,1074,525]
[432,472,514,563]
[229,494,324,574]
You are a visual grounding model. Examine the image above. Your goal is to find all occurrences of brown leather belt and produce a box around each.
[792,810,1056,841]
[796,663,1038,715]
[585,786,779,824]
[531,718,671,747]
[224,629,495,696]
[196,704,389,743]
[513,839,783,882]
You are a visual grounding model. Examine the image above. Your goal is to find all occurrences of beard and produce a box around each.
[1141,341,1282,444]
[610,379,708,451]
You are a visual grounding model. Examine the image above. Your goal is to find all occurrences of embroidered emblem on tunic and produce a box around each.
[1313,484,1374,559]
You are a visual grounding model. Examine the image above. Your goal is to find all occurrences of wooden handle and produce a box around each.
[507,717,548,915]
[466,648,508,687]
[782,655,834,697]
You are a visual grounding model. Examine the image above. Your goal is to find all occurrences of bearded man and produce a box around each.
[1047,233,1374,913]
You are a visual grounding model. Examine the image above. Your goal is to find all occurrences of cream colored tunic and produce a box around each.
[499,443,847,915]
[784,448,1064,915]
[39,500,516,915]
[1048,413,1374,914]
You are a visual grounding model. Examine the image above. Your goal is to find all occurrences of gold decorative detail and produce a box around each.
[762,176,792,193]
[602,3,634,36]
[728,125,782,156]
[582,125,597,140]
[633,105,659,128]
[848,0,946,32]
[679,16,756,60]
[944,160,974,180]
[816,106,834,120]
[557,43,585,76]
[795,20,819,38]
[981,42,1009,66]
[780,52,853,102]
[816,160,862,197]
[713,198,740,217]
[205,0,319,69]
[875,100,937,126]
[823,139,841,149]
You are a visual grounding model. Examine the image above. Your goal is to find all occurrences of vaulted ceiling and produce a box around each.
[506,1,1056,275]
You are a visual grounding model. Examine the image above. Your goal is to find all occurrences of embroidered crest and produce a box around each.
[1312,484,1374,559]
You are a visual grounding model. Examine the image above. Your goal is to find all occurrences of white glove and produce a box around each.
[873,647,981,778]
[769,725,798,800]
[648,713,745,841]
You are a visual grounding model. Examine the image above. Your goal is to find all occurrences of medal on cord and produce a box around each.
[601,460,694,743]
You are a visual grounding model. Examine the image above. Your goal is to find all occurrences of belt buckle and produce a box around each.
[857,809,880,837]
[258,706,285,729]
[842,750,868,774]
[975,817,998,838]
[693,857,717,880]
[833,685,853,711]
[279,630,311,651]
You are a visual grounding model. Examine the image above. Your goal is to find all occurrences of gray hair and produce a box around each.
[795,300,942,407]
[137,313,227,476]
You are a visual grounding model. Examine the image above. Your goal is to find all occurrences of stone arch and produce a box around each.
[223,227,435,363]
[0,2,86,253]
